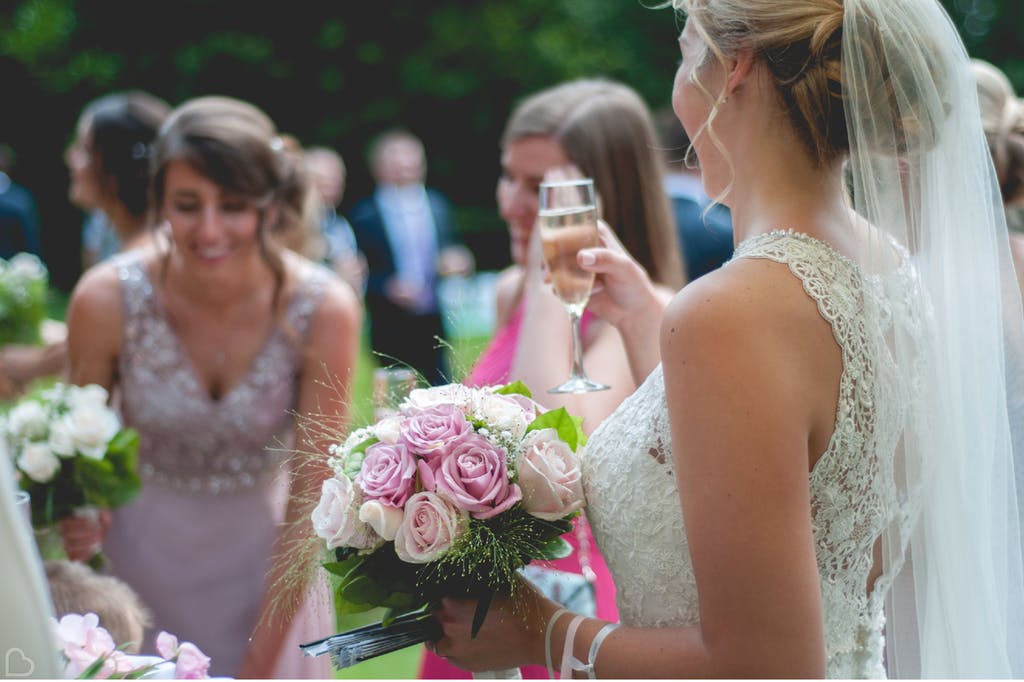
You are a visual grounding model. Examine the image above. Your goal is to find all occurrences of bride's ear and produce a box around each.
[725,49,757,97]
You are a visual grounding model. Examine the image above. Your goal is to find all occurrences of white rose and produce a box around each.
[66,403,120,460]
[8,252,46,281]
[18,442,61,483]
[7,400,49,440]
[401,384,475,415]
[373,415,404,444]
[48,416,76,458]
[358,500,405,541]
[311,476,379,550]
[66,384,110,411]
[517,428,585,521]
[475,393,529,442]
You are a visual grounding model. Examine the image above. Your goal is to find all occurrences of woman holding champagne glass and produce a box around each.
[420,78,684,679]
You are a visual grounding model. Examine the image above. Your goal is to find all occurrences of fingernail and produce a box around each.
[579,250,596,266]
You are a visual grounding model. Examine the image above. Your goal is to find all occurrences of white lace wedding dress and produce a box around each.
[582,230,925,679]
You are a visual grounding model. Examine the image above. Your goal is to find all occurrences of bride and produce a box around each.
[429,0,1024,677]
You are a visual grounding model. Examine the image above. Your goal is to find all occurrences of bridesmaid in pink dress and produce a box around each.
[63,96,362,678]
[420,78,685,679]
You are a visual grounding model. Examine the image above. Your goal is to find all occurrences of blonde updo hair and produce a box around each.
[673,0,949,166]
[972,59,1024,206]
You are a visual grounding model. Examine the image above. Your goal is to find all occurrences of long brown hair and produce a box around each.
[503,78,686,288]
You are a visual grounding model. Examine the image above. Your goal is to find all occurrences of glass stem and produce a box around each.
[569,309,586,379]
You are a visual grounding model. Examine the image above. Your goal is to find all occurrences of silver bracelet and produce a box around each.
[544,608,569,679]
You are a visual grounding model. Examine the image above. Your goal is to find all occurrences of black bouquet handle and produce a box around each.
[300,611,442,670]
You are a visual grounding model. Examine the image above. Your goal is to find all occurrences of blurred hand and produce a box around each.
[437,245,475,278]
[58,508,112,562]
[580,220,666,329]
[385,277,424,310]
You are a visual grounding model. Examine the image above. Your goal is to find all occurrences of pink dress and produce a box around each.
[102,253,333,678]
[419,301,619,679]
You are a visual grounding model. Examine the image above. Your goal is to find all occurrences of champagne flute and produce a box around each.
[538,178,609,394]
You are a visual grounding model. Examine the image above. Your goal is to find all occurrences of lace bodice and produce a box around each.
[115,253,330,495]
[582,230,923,679]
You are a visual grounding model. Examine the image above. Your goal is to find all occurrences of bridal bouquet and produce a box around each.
[302,381,586,669]
[0,252,48,346]
[5,383,140,562]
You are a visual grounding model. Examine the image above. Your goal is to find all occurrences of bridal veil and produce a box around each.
[841,0,1024,675]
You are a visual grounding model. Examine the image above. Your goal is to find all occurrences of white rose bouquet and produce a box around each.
[301,381,586,670]
[4,383,140,564]
[0,252,49,346]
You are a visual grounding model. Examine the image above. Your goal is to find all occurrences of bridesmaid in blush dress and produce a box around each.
[62,96,362,678]
[420,78,684,679]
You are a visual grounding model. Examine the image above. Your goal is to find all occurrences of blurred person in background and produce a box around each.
[61,95,361,678]
[305,145,367,295]
[0,91,171,395]
[70,91,172,269]
[0,143,42,259]
[421,77,685,679]
[350,128,474,384]
[653,106,733,281]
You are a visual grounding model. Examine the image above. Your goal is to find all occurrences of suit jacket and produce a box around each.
[349,185,457,312]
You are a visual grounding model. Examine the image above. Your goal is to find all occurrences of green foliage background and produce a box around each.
[1,0,1019,295]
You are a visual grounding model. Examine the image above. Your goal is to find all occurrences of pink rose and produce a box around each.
[156,631,211,679]
[311,476,379,550]
[517,428,584,520]
[399,404,473,460]
[434,433,522,519]
[394,491,468,563]
[355,442,418,507]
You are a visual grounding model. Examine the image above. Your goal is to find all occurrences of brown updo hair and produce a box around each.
[150,96,311,306]
[972,59,1024,206]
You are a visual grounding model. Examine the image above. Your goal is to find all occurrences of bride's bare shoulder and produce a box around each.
[662,257,813,338]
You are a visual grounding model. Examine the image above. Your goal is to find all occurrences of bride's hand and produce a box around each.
[431,591,547,673]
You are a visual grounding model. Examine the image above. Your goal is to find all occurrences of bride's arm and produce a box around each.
[434,262,830,677]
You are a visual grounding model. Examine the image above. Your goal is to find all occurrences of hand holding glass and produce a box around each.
[538,178,609,393]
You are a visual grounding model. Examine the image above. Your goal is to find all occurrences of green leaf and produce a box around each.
[494,380,532,398]
[333,592,375,615]
[323,552,366,581]
[340,573,391,605]
[525,407,587,451]
[535,536,573,560]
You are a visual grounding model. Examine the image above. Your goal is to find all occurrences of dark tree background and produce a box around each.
[0,0,1020,292]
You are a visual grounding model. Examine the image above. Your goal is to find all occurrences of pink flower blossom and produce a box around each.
[311,476,379,550]
[355,442,418,507]
[53,612,134,678]
[434,433,521,519]
[156,631,211,679]
[394,491,468,562]
[517,428,584,520]
[399,404,473,460]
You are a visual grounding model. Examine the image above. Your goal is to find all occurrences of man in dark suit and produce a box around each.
[349,129,473,384]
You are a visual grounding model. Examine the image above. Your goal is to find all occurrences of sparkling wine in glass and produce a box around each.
[538,178,610,394]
